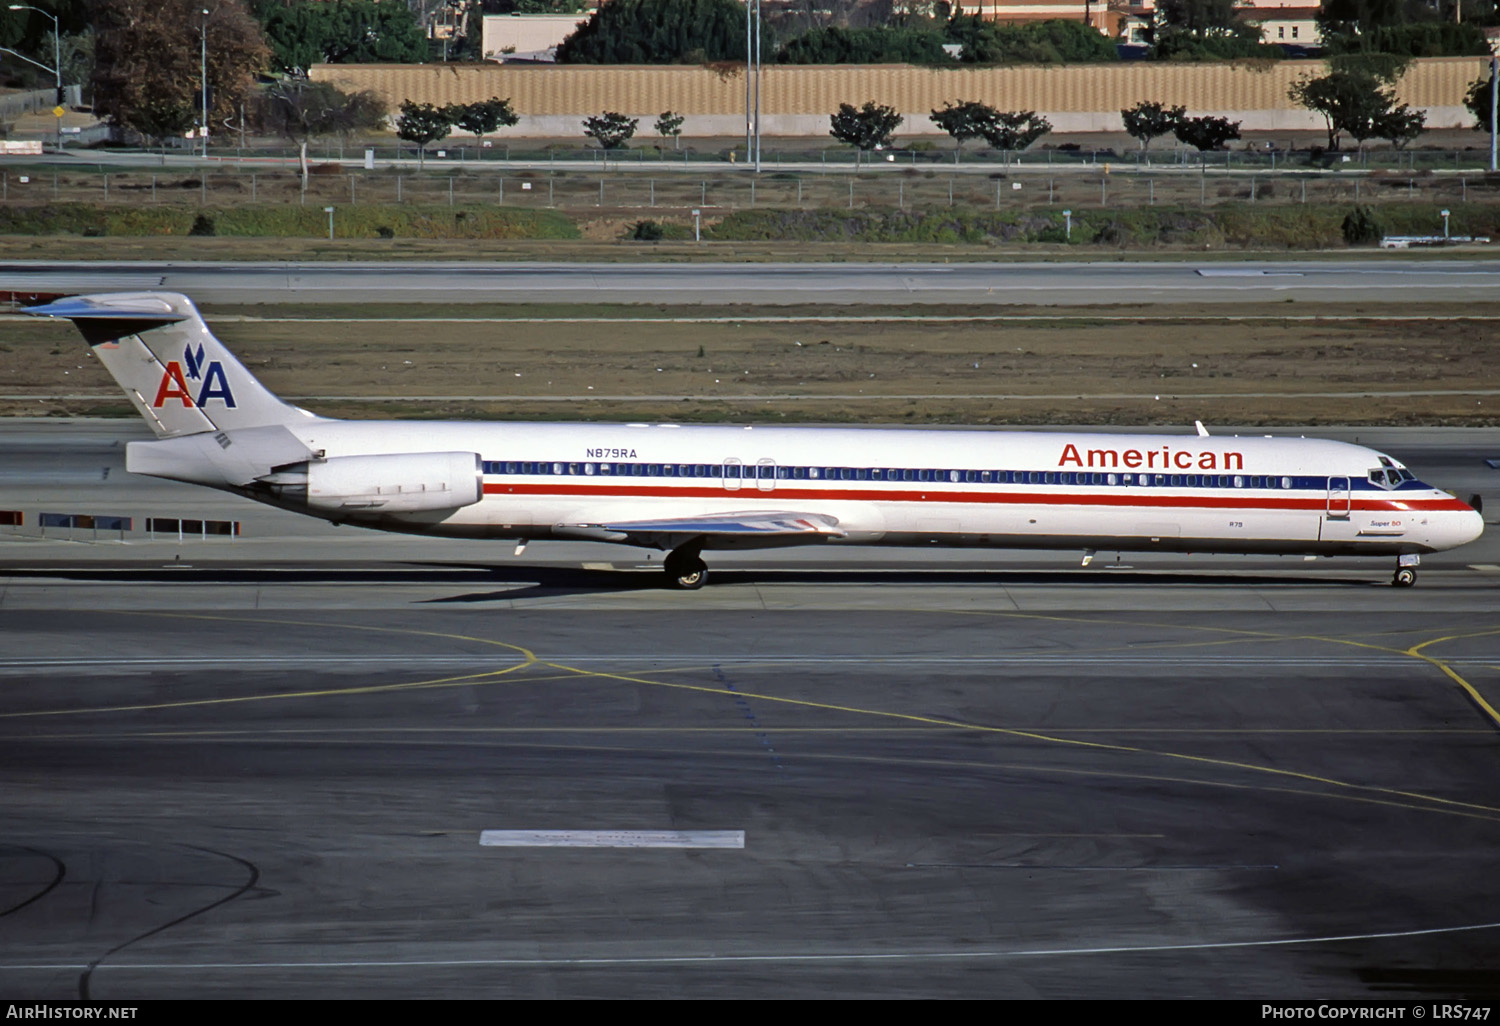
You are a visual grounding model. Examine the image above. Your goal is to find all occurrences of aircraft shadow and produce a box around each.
[0,563,1398,602]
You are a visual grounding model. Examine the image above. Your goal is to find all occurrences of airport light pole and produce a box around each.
[1490,55,1497,174]
[200,7,211,159]
[1441,208,1451,239]
[6,5,60,105]
[744,0,761,172]
[324,206,335,240]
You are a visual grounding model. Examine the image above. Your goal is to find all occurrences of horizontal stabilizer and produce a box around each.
[24,294,188,345]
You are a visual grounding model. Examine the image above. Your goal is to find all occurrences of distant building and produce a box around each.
[968,0,1112,32]
[1041,0,1325,47]
[481,12,594,63]
[1243,3,1322,47]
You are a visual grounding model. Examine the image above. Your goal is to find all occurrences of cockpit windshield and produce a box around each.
[1368,467,1413,489]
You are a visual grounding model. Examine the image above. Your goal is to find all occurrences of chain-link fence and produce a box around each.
[3,165,1496,215]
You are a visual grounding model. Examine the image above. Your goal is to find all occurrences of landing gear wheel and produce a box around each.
[665,554,708,590]
[1393,567,1417,588]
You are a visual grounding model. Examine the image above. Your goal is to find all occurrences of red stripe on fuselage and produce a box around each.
[479,482,1470,513]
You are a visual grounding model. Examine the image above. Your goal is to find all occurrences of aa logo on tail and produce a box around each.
[152,343,236,409]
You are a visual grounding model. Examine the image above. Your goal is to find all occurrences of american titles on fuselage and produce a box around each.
[1058,443,1244,472]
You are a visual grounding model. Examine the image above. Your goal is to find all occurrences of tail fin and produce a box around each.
[25,291,313,438]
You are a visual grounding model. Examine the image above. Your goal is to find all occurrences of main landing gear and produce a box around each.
[664,544,708,590]
[1392,554,1419,588]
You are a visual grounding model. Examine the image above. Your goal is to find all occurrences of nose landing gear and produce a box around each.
[1392,554,1419,588]
[664,544,708,590]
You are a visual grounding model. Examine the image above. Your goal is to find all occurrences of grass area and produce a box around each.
[0,203,578,240]
[708,203,1500,248]
[7,306,1500,427]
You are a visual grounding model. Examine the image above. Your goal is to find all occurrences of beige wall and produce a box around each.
[313,57,1493,136]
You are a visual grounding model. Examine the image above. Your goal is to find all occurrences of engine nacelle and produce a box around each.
[263,452,483,514]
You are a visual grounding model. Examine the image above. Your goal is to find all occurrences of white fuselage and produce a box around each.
[243,419,1482,557]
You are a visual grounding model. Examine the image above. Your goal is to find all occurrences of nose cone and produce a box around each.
[1448,506,1485,549]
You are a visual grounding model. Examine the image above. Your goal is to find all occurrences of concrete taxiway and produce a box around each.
[3,258,1500,306]
[2,420,1500,998]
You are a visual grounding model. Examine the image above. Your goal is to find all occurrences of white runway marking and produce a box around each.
[479,829,745,849]
[5,920,1498,973]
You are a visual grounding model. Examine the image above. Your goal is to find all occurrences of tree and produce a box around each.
[1148,0,1276,62]
[557,0,751,64]
[257,0,428,74]
[583,111,638,149]
[448,97,520,149]
[654,110,685,149]
[930,100,1000,155]
[258,79,387,188]
[981,110,1051,151]
[1373,103,1425,149]
[829,101,902,165]
[93,0,269,146]
[1153,0,1242,38]
[945,16,1117,64]
[396,101,453,167]
[1465,71,1497,132]
[778,26,953,65]
[1290,70,1406,150]
[129,96,197,151]
[1120,101,1185,152]
[1173,114,1241,151]
[1316,0,1406,41]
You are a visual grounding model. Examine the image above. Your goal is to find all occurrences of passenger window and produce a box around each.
[1107,473,1118,486]
[1281,476,1292,489]
[584,463,596,475]
[950,470,961,483]
[809,468,820,479]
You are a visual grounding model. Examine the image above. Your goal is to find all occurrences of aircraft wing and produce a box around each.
[552,510,845,548]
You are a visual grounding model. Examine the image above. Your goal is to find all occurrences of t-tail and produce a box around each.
[24,291,310,436]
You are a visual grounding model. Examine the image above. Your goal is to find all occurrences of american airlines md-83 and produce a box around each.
[27,292,1483,589]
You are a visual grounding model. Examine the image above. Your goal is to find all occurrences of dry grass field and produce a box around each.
[4,301,1499,427]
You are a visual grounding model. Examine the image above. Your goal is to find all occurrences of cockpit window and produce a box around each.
[1368,468,1412,489]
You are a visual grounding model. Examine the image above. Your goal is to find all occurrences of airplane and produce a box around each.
[23,290,1484,589]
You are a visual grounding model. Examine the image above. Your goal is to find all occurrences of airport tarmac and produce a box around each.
[3,258,1500,307]
[3,420,1500,998]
